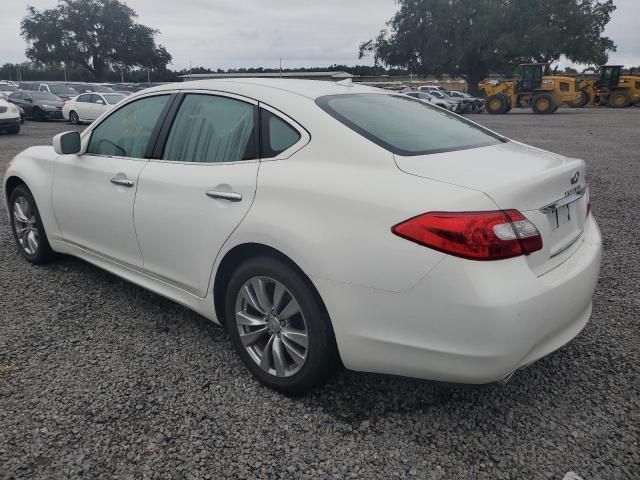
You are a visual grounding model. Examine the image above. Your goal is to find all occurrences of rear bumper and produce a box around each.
[314,215,602,383]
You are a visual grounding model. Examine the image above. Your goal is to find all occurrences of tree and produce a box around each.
[360,0,616,94]
[21,0,172,81]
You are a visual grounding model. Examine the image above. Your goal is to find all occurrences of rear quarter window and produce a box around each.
[316,93,505,156]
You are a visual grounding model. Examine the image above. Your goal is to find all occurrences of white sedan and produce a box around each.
[0,98,21,134]
[62,92,126,124]
[4,79,602,394]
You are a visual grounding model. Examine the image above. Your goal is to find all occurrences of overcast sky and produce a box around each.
[1,0,638,71]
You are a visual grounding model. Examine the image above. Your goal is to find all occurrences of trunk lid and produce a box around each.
[394,141,589,274]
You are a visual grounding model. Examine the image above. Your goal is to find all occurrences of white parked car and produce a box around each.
[4,79,602,394]
[404,90,459,111]
[418,85,446,93]
[0,98,21,134]
[63,92,126,124]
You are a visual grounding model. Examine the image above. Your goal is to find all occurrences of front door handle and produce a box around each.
[110,177,134,187]
[206,190,242,202]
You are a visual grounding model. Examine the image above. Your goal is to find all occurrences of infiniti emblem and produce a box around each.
[570,171,580,185]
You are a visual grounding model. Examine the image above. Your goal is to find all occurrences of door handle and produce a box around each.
[110,177,134,187]
[206,190,242,202]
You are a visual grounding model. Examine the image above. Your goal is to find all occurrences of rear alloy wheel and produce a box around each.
[485,94,509,114]
[531,94,556,114]
[225,257,339,395]
[608,91,631,108]
[69,111,80,125]
[9,185,53,264]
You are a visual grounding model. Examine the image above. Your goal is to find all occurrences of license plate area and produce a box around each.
[542,196,586,257]
[552,204,572,230]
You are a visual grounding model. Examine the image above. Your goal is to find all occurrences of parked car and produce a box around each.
[404,90,459,111]
[63,92,127,124]
[8,91,65,121]
[0,82,19,98]
[427,90,475,113]
[19,82,79,101]
[67,83,117,94]
[418,85,446,93]
[0,98,21,133]
[4,80,602,394]
[446,90,485,113]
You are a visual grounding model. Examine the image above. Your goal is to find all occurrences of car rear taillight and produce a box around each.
[392,210,542,261]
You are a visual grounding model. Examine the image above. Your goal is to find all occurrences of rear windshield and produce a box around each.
[316,94,505,156]
[102,94,126,105]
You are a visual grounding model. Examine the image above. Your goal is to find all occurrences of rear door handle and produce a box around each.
[110,177,134,187]
[206,190,242,202]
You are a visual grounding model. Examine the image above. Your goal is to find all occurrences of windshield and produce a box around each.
[0,84,17,92]
[102,94,126,105]
[31,92,62,101]
[316,94,505,156]
[49,85,78,95]
[429,91,445,98]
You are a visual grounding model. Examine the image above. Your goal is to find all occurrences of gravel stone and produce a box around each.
[0,110,638,479]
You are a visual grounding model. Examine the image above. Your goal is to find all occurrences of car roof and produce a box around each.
[144,78,385,100]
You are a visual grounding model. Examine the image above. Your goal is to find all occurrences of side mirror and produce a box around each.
[96,99,104,105]
[25,98,32,103]
[53,131,81,155]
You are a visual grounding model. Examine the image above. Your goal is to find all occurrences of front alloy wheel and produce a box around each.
[235,276,309,377]
[13,196,39,255]
[9,185,53,264]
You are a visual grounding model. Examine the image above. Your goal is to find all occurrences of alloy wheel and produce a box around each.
[235,276,309,378]
[12,196,39,255]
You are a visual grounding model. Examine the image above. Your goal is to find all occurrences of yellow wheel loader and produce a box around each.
[571,66,640,108]
[480,64,581,114]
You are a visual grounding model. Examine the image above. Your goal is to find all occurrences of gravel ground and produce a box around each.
[0,109,638,480]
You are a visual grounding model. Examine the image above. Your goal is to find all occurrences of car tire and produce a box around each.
[531,94,556,114]
[570,90,589,108]
[224,256,340,395]
[608,90,631,108]
[69,111,80,125]
[485,94,509,114]
[8,185,53,264]
[9,123,20,134]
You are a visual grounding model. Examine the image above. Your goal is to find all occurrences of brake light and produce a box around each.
[392,210,542,261]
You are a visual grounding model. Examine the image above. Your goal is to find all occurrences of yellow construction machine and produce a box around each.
[480,63,581,114]
[571,65,640,108]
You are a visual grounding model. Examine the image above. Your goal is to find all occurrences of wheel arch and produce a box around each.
[212,242,333,333]
[4,175,28,206]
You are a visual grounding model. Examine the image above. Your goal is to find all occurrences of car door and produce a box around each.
[92,94,109,119]
[74,94,92,120]
[133,92,261,296]
[52,93,173,268]
[16,92,34,116]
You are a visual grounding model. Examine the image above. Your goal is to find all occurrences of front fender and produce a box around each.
[4,146,61,242]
